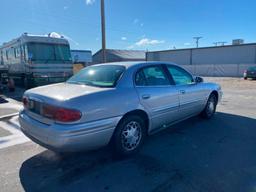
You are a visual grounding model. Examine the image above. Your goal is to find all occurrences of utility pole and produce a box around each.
[193,37,203,48]
[218,41,227,46]
[101,0,106,63]
[213,42,218,46]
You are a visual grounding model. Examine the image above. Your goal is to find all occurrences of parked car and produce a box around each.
[244,66,256,80]
[19,62,222,156]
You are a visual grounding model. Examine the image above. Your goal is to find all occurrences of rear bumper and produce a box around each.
[19,110,121,152]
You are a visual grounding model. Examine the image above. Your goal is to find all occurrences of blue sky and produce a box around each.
[0,0,256,53]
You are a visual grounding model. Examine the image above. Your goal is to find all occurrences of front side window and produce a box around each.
[167,66,194,85]
[135,66,170,86]
[67,65,125,87]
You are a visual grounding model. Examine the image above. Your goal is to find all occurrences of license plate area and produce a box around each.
[28,100,41,115]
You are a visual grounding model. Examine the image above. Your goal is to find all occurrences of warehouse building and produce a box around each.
[93,49,145,64]
[147,42,256,77]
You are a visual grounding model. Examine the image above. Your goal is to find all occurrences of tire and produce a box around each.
[8,87,15,92]
[112,115,146,157]
[24,77,33,89]
[201,93,217,119]
[244,77,247,80]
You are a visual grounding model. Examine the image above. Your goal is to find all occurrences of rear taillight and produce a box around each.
[22,97,28,108]
[55,108,81,122]
[42,104,81,122]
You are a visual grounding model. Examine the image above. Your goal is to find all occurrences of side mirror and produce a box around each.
[195,76,204,83]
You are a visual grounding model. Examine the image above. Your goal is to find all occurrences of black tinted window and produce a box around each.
[135,66,170,86]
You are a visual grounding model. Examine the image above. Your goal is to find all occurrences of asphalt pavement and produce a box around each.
[0,77,256,192]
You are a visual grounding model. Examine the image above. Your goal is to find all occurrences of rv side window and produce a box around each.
[22,45,28,61]
[6,50,8,60]
[14,47,20,58]
[14,48,17,58]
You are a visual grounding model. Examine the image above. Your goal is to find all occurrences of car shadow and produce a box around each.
[19,112,256,192]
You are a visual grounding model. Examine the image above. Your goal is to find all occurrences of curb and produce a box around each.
[0,113,19,121]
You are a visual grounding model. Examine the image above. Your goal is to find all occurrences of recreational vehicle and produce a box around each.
[0,33,73,88]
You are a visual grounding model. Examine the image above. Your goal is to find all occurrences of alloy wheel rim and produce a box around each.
[121,121,142,151]
[207,98,215,115]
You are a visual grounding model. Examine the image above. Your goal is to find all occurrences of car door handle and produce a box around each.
[180,90,186,94]
[142,94,151,99]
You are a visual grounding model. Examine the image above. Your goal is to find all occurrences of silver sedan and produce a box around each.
[19,62,222,156]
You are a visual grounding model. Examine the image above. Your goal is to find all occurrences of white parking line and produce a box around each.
[0,116,30,149]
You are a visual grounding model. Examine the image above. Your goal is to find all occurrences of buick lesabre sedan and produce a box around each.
[19,62,222,156]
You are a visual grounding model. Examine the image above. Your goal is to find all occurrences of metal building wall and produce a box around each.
[192,45,256,64]
[147,49,191,65]
[146,44,256,77]
[147,44,256,65]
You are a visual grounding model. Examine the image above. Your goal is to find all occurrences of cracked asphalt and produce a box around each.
[0,77,256,192]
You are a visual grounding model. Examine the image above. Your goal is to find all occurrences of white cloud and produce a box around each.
[63,6,69,10]
[127,45,134,49]
[140,23,144,27]
[133,18,139,24]
[184,42,191,46]
[121,37,127,41]
[86,0,95,5]
[135,38,165,47]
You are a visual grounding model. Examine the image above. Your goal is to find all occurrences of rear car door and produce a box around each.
[166,65,206,118]
[135,65,180,132]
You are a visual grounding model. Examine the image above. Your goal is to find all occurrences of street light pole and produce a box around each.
[101,0,106,63]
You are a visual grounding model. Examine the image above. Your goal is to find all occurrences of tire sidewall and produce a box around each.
[202,94,217,119]
[112,115,146,156]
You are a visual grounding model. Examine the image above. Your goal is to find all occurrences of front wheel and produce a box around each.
[112,115,146,157]
[201,94,217,119]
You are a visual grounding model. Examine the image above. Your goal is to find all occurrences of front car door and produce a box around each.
[134,65,180,132]
[166,65,206,119]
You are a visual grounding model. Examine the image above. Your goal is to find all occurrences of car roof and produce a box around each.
[92,61,179,68]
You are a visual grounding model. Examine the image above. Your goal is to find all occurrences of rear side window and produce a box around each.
[167,66,194,85]
[135,66,170,86]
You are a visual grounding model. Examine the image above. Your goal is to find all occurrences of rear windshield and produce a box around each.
[67,65,125,87]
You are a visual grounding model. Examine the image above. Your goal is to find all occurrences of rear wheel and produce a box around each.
[112,115,146,156]
[244,77,247,80]
[201,93,217,119]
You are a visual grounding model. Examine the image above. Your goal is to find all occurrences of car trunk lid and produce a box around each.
[24,83,110,124]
